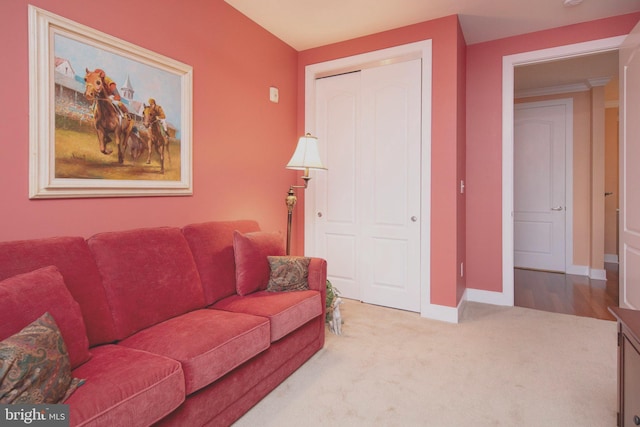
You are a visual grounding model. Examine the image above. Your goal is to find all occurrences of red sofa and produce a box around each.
[0,220,327,426]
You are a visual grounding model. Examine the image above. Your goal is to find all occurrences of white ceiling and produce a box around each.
[224,0,640,51]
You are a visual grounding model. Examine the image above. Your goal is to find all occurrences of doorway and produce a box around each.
[513,265,619,320]
[501,36,626,306]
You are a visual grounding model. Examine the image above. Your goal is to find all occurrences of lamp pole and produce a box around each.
[285,186,297,255]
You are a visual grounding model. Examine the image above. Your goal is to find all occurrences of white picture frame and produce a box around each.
[28,5,193,198]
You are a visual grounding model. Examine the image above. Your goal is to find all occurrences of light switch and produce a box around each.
[269,86,279,103]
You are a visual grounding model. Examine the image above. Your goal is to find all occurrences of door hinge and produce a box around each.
[618,331,623,347]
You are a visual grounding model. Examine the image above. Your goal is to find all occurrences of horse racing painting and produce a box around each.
[28,6,193,198]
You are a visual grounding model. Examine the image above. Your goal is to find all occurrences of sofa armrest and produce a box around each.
[307,257,327,317]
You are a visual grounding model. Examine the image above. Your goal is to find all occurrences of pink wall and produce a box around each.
[6,0,635,309]
[465,13,640,293]
[0,0,299,241]
[297,15,465,307]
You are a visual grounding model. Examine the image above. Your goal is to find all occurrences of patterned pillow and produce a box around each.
[0,312,85,404]
[267,256,311,292]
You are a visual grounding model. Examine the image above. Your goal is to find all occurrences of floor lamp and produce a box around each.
[285,133,326,255]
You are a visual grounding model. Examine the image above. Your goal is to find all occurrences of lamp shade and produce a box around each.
[286,134,326,171]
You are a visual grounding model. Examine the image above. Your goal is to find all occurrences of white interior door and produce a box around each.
[312,59,422,312]
[514,100,570,272]
[314,72,361,300]
[359,60,421,311]
[619,21,640,309]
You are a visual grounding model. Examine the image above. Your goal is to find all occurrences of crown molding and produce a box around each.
[515,76,613,99]
[515,82,588,98]
[587,77,611,87]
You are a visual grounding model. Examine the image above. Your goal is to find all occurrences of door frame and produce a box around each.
[496,36,626,306]
[303,40,436,319]
[514,98,574,274]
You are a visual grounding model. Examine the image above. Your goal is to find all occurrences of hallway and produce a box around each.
[514,264,619,321]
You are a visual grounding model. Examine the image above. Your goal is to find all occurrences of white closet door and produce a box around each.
[359,59,422,312]
[314,72,362,300]
[312,59,422,312]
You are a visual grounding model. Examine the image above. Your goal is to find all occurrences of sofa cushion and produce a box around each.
[182,221,260,305]
[0,266,91,369]
[267,256,311,292]
[88,227,206,340]
[66,344,184,427]
[233,231,285,296]
[0,312,84,404]
[0,236,117,346]
[119,309,270,395]
[213,290,322,342]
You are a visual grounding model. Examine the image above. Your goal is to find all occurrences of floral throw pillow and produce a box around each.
[267,256,311,292]
[0,312,85,404]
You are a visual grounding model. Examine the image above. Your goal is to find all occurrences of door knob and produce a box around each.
[411,216,418,222]
[317,212,323,218]
[550,206,563,211]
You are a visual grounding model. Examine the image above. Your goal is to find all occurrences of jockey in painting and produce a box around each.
[148,98,168,137]
[92,68,126,117]
[95,69,122,101]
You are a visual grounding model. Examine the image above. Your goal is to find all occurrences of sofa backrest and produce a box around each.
[182,220,260,305]
[87,227,206,340]
[0,236,118,346]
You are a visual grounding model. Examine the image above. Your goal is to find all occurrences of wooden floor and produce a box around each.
[514,263,619,321]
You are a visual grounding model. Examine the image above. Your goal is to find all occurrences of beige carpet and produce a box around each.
[234,300,617,427]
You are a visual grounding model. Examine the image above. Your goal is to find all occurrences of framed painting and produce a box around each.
[28,6,193,198]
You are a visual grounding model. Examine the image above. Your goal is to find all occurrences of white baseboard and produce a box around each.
[466,287,513,306]
[589,268,607,281]
[604,254,619,264]
[420,290,466,324]
[567,264,607,280]
[566,264,589,276]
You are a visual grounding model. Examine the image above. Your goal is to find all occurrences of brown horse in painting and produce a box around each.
[142,104,170,174]
[83,69,133,164]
